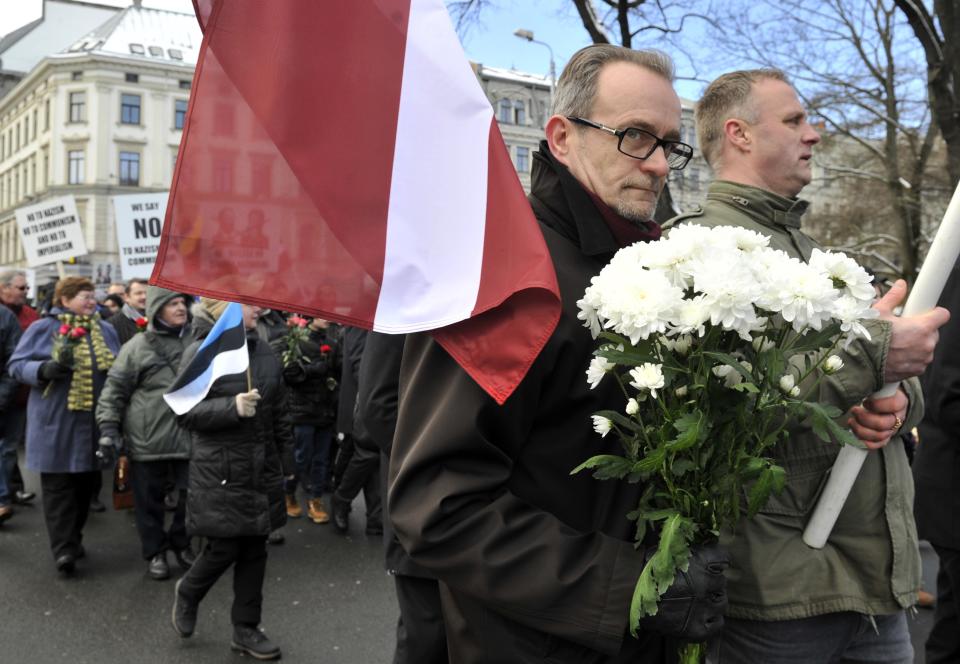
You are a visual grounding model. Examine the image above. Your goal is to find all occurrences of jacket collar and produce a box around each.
[528,141,622,259]
[705,180,809,231]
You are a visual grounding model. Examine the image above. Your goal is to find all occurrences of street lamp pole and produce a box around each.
[513,29,556,107]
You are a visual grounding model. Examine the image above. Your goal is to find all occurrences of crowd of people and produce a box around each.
[1,41,959,664]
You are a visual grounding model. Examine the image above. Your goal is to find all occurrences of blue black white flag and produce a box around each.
[164,302,248,415]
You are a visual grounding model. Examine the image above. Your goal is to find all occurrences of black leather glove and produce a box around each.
[637,542,729,641]
[95,422,123,468]
[39,360,72,382]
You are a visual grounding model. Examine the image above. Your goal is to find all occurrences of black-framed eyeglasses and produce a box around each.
[567,117,694,170]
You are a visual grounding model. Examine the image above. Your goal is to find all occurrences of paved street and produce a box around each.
[0,469,396,664]
[0,465,945,664]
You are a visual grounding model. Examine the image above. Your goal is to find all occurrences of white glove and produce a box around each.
[235,389,261,418]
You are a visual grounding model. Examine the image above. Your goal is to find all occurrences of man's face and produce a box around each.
[158,297,188,328]
[2,275,28,306]
[561,62,681,224]
[126,282,148,311]
[741,79,821,198]
[107,284,125,296]
[241,304,263,330]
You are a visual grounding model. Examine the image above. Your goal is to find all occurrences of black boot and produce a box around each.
[231,624,281,660]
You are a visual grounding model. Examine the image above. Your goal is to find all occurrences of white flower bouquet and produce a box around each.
[574,224,878,662]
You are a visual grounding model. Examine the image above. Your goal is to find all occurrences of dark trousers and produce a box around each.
[40,471,98,559]
[287,425,333,498]
[334,434,382,528]
[130,459,189,559]
[178,535,268,626]
[393,574,448,664]
[928,545,960,663]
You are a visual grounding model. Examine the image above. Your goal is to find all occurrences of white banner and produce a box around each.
[14,196,88,267]
[112,192,168,280]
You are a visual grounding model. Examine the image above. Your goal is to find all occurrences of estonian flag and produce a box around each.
[164,302,248,415]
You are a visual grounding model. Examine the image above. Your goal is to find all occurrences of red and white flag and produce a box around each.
[152,0,560,404]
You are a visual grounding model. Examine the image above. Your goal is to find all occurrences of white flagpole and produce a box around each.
[803,179,960,549]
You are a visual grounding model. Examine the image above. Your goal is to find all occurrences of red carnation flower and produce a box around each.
[135,317,148,329]
[320,344,332,354]
[69,327,87,339]
[58,324,71,335]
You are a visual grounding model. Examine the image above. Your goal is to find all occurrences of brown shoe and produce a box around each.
[307,498,330,524]
[285,494,303,518]
[0,504,11,524]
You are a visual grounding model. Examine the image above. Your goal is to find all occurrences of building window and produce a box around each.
[169,49,184,60]
[179,79,191,90]
[68,150,84,184]
[148,46,163,57]
[213,103,235,136]
[44,98,50,131]
[129,43,145,55]
[213,156,233,193]
[69,91,86,122]
[119,151,140,186]
[126,72,139,83]
[121,94,141,124]
[15,124,20,150]
[174,99,188,130]
[498,98,513,124]
[516,146,529,173]
[1,134,4,159]
[72,71,82,80]
[514,101,526,126]
[32,110,37,139]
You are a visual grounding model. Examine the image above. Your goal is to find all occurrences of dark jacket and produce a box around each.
[8,310,120,473]
[336,326,367,437]
[357,331,432,577]
[107,306,143,345]
[915,260,960,549]
[178,310,294,538]
[96,286,194,461]
[389,144,669,663]
[0,304,22,411]
[270,325,340,427]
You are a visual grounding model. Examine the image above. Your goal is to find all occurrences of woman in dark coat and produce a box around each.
[7,277,120,574]
[171,298,293,661]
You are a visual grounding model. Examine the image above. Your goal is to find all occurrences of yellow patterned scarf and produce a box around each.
[57,313,115,411]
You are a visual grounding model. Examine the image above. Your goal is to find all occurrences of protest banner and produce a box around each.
[112,192,167,280]
[14,196,88,268]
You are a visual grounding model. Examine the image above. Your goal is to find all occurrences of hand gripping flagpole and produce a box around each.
[803,179,960,549]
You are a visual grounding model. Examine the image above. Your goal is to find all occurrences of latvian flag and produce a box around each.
[151,0,560,404]
[164,302,248,415]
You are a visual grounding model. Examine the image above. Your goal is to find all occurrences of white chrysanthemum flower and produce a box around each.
[675,385,688,398]
[824,355,844,374]
[626,398,639,415]
[751,335,776,352]
[629,363,665,398]
[692,259,764,340]
[769,260,838,333]
[591,415,612,437]
[712,364,743,388]
[809,249,876,303]
[591,264,684,344]
[586,357,615,389]
[709,225,770,253]
[670,296,710,338]
[667,334,694,356]
[576,283,604,338]
[834,295,877,348]
[779,374,796,394]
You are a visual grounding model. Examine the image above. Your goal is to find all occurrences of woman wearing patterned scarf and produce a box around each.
[8,276,120,575]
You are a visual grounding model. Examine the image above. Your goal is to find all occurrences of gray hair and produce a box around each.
[0,270,26,287]
[552,44,675,118]
[695,68,791,169]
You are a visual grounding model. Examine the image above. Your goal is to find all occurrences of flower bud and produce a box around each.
[675,385,688,398]
[823,355,844,374]
[779,374,796,395]
[626,398,639,415]
[591,415,612,438]
[790,386,801,398]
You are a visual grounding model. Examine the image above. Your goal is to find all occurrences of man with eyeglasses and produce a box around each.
[0,270,39,517]
[665,69,949,664]
[389,45,727,664]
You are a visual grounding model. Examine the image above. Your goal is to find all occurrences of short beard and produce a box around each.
[614,198,658,226]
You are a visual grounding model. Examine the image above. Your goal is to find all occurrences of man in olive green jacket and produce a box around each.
[96,286,195,580]
[667,69,950,663]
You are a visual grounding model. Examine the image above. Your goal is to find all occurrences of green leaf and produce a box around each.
[731,381,760,394]
[629,514,696,635]
[703,351,753,381]
[803,402,866,449]
[747,464,786,516]
[671,458,697,476]
[787,323,842,353]
[598,348,657,367]
[570,455,635,480]
[667,411,707,452]
[633,446,667,473]
[739,455,766,479]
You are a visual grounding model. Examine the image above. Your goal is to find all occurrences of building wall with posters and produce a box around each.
[0,4,198,287]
